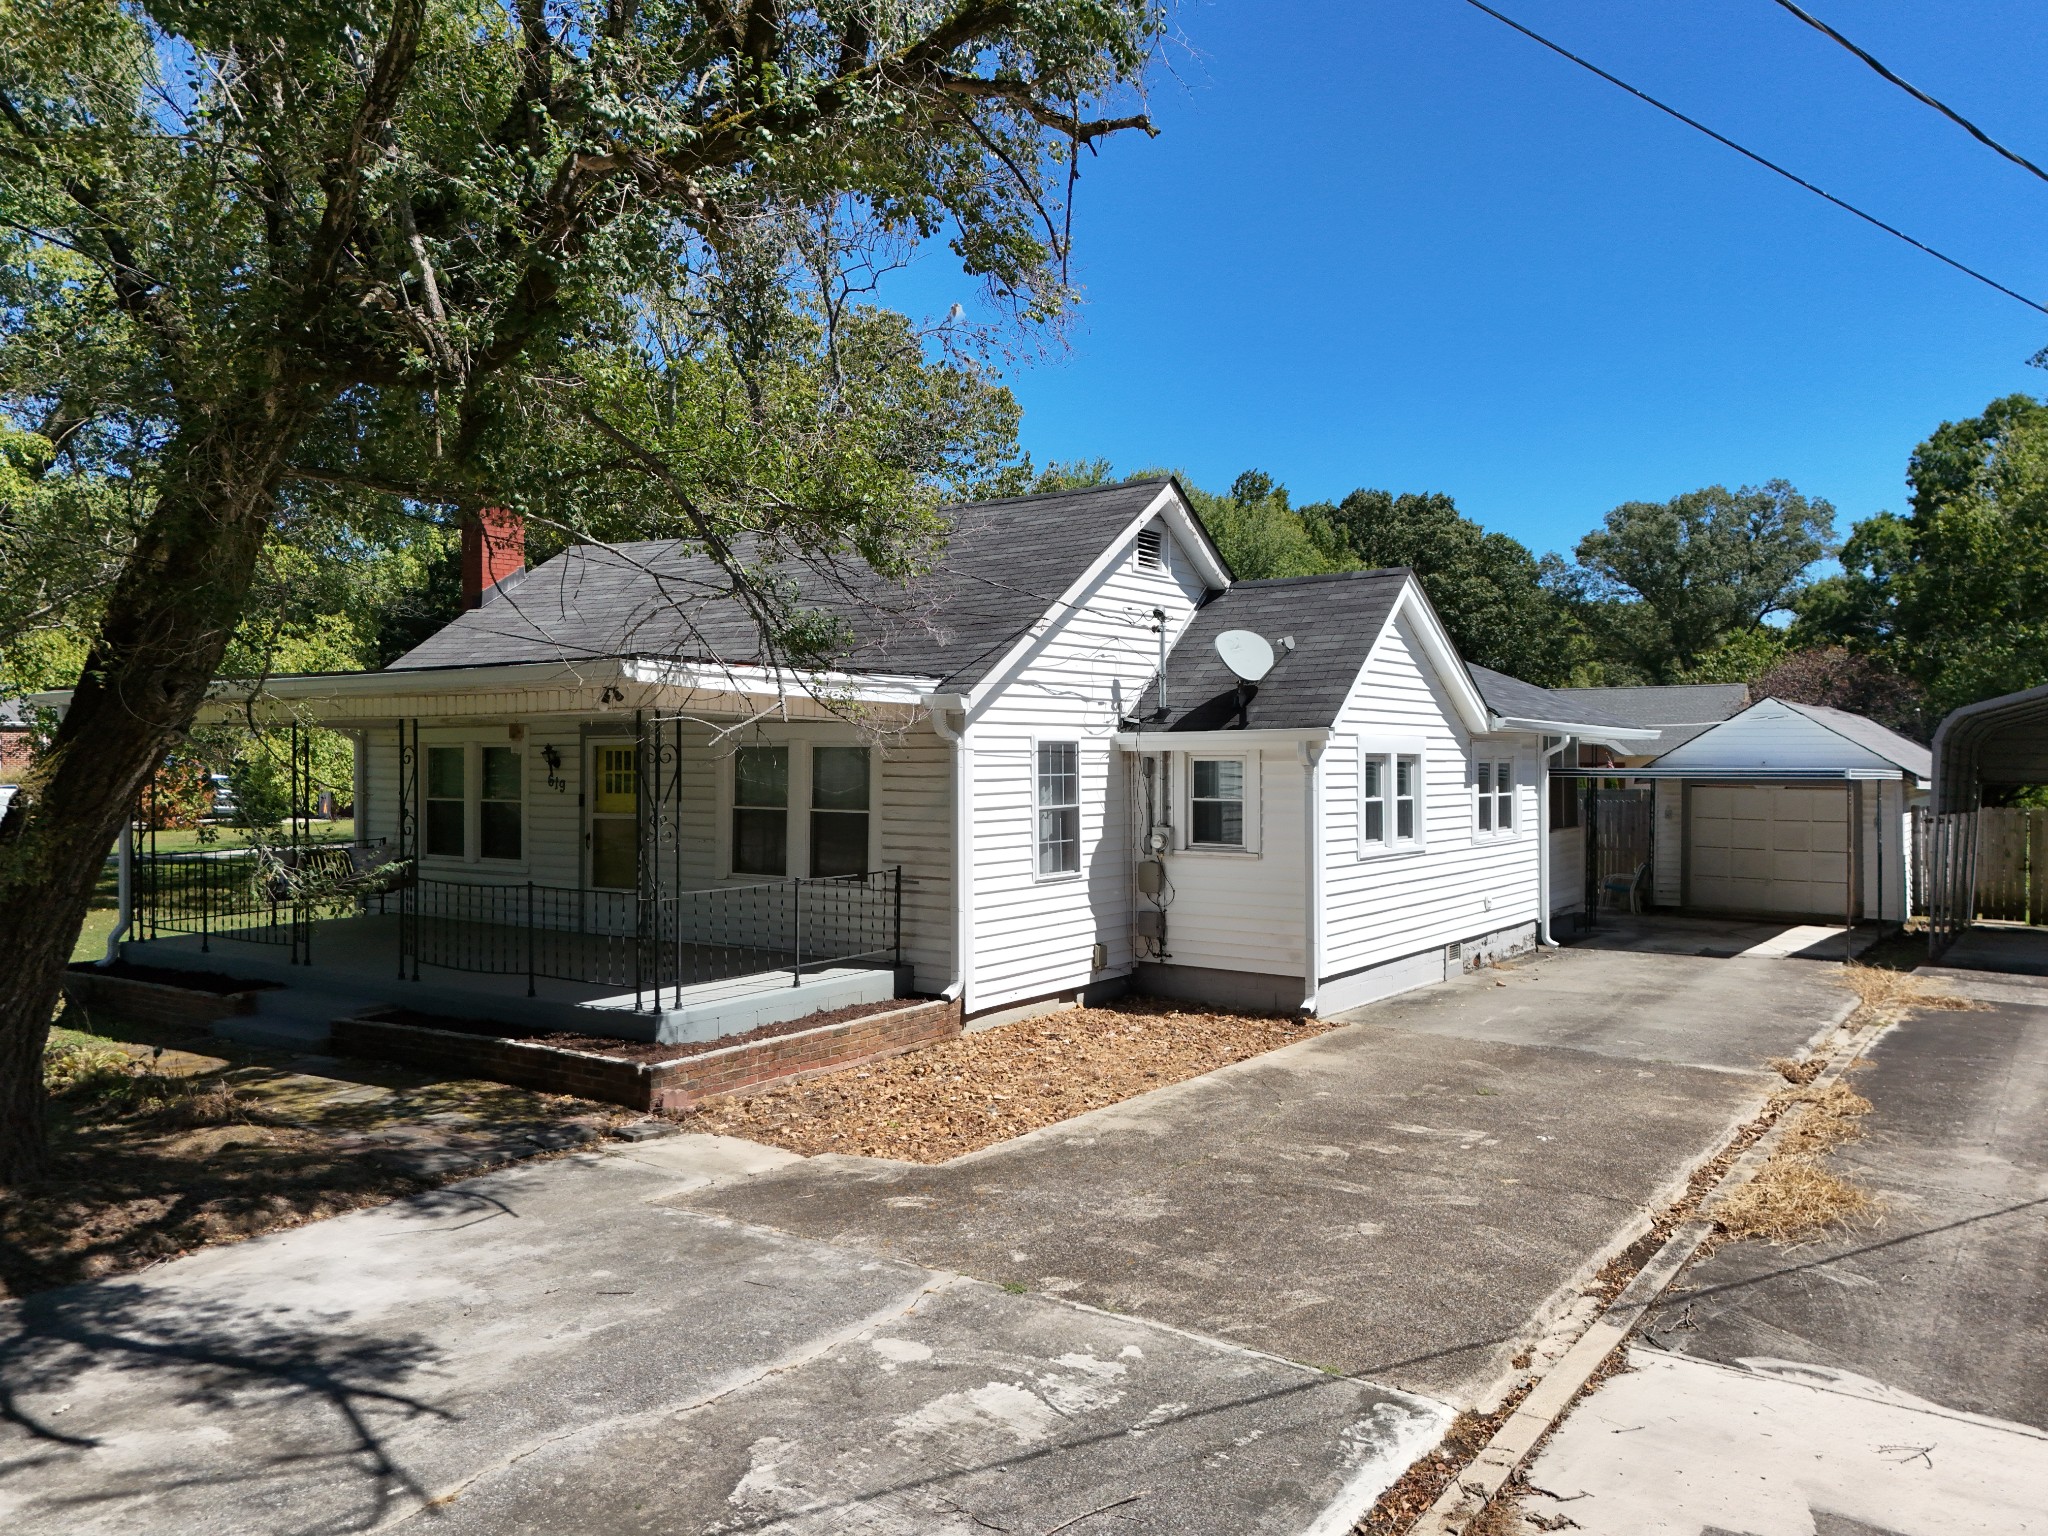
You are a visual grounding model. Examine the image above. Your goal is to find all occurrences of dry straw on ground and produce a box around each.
[1712,1072,1881,1245]
[689,999,1335,1163]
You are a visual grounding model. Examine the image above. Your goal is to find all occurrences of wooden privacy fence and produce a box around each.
[1916,806,2048,927]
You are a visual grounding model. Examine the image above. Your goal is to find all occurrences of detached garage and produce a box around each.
[1634,698,1930,926]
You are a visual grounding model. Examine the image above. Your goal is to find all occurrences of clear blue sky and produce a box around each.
[888,0,2048,561]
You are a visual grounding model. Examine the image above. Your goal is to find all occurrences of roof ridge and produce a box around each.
[1229,567,1409,589]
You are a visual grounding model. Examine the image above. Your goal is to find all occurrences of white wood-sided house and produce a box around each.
[84,478,1661,1042]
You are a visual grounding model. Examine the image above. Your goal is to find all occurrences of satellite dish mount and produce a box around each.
[1214,630,1276,727]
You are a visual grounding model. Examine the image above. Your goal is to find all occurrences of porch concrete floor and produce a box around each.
[125,914,889,1042]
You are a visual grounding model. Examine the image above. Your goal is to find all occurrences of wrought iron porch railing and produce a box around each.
[135,843,368,961]
[398,868,903,1009]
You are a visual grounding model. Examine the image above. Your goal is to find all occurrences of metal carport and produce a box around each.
[1927,681,2048,954]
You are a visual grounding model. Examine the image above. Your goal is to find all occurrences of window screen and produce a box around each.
[1191,758,1246,846]
[733,745,789,876]
[1362,756,1386,844]
[1036,742,1080,875]
[425,746,465,858]
[1494,761,1514,832]
[589,744,637,890]
[479,746,522,860]
[1395,755,1419,841]
[810,745,870,878]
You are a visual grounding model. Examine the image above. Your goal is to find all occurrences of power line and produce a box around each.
[1766,0,2048,187]
[1456,0,2048,318]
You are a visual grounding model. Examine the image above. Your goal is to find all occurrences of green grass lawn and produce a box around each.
[141,818,354,853]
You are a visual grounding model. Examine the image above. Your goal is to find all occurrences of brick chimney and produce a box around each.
[461,506,525,609]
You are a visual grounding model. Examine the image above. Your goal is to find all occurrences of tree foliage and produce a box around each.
[0,0,1166,1179]
[1559,481,1835,683]
[1302,488,1582,685]
[1181,470,1341,583]
[1747,646,1927,740]
[1794,394,2048,716]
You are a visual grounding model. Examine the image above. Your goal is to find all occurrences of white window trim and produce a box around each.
[1175,749,1261,856]
[715,732,880,881]
[1355,736,1426,859]
[418,731,529,873]
[1032,736,1085,882]
[1472,749,1525,841]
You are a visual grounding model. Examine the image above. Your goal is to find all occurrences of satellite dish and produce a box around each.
[1215,629,1276,683]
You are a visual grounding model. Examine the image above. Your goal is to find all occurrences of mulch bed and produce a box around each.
[70,959,280,994]
[371,997,918,1064]
[690,997,1335,1162]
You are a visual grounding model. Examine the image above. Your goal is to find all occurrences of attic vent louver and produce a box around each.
[1135,526,1166,571]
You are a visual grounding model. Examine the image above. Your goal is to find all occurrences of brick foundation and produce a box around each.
[330,997,963,1113]
[61,968,266,1031]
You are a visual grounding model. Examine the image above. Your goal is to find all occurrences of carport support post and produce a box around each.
[1844,783,1855,962]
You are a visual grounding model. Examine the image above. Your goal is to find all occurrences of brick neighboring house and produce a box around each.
[0,698,30,781]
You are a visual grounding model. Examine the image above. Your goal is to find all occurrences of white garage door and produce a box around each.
[1688,785,1851,917]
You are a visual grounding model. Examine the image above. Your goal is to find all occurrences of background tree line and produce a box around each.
[1034,391,2048,741]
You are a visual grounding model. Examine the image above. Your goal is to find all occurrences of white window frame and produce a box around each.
[1355,737,1426,858]
[1174,750,1261,856]
[1187,755,1250,850]
[1034,738,1083,880]
[418,731,529,872]
[715,731,881,881]
[1474,751,1522,840]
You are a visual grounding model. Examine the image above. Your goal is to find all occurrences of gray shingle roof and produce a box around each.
[1467,666,1638,731]
[389,479,1188,691]
[1548,682,1750,727]
[1777,699,1933,779]
[1125,571,1409,732]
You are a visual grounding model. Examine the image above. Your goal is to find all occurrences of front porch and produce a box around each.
[125,846,906,1044]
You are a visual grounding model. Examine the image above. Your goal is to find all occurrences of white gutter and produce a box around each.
[1492,714,1659,745]
[1113,727,1331,752]
[927,705,974,1012]
[1537,736,1572,948]
[1299,739,1325,1015]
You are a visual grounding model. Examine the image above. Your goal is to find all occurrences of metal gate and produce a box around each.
[1587,786,1654,911]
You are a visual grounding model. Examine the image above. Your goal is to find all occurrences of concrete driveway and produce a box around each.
[1519,944,2048,1536]
[0,942,1852,1534]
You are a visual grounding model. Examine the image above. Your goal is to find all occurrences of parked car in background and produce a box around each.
[208,773,236,819]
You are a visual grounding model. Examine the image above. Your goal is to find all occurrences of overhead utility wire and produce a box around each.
[1766,0,2048,187]
[1457,0,2048,318]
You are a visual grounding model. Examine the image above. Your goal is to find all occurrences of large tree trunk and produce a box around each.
[0,432,288,1185]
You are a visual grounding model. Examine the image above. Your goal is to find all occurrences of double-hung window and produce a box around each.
[1359,749,1423,852]
[1476,758,1515,835]
[809,746,871,877]
[1190,758,1246,847]
[1036,742,1080,876]
[424,742,524,862]
[732,745,789,876]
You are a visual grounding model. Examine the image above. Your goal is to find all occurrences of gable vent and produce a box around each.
[1135,526,1166,571]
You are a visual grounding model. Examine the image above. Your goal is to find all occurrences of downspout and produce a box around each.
[1299,740,1325,1014]
[929,704,974,1013]
[99,818,132,966]
[351,729,368,851]
[1537,736,1572,947]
